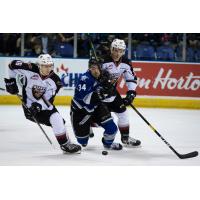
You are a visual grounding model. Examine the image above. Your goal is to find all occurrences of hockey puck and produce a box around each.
[89,133,94,138]
[102,150,108,155]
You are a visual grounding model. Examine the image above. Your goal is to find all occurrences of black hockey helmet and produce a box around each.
[88,58,101,68]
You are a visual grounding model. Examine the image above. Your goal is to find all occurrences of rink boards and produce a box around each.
[0,57,199,109]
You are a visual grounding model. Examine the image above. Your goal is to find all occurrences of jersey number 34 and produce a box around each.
[77,84,86,91]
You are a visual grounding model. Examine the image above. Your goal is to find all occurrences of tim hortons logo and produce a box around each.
[137,68,200,91]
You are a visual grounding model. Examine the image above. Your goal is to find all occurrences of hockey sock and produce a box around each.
[56,133,69,145]
[119,125,129,140]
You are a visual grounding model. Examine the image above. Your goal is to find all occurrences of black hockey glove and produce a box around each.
[123,90,136,106]
[91,87,111,105]
[98,70,116,96]
[4,78,19,94]
[29,102,42,116]
[96,87,110,100]
[99,70,115,88]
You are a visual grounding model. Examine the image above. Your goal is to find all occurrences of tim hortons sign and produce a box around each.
[117,61,200,98]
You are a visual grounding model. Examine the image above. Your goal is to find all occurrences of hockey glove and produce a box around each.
[98,70,111,86]
[4,78,19,94]
[98,70,116,96]
[29,102,42,116]
[96,87,109,100]
[90,87,110,105]
[123,90,136,106]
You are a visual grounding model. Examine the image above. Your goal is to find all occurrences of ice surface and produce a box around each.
[0,105,199,166]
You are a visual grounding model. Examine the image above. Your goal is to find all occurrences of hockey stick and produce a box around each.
[0,87,6,91]
[16,94,54,146]
[1,87,53,146]
[86,33,99,61]
[130,103,198,159]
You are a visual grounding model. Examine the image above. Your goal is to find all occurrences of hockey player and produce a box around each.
[70,58,122,150]
[4,54,81,153]
[100,38,141,147]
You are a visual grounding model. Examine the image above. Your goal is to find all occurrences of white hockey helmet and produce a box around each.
[111,39,126,54]
[38,54,54,67]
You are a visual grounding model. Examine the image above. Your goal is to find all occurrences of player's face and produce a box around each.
[111,48,124,61]
[90,65,101,79]
[39,64,53,76]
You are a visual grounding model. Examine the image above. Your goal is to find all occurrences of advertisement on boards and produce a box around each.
[0,57,199,98]
[117,61,200,98]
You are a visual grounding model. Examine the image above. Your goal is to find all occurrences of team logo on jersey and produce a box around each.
[32,85,46,100]
[31,74,39,80]
[81,75,88,81]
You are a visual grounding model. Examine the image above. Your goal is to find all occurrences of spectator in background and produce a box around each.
[187,34,198,49]
[25,40,43,57]
[57,33,74,45]
[95,40,110,57]
[30,34,55,56]
[1,33,200,61]
[195,40,200,62]
[176,39,196,62]
[16,33,40,56]
[156,35,175,61]
[0,34,20,56]
[23,34,56,57]
[52,33,75,58]
[107,34,116,44]
[41,33,55,54]
[169,33,182,49]
[95,34,115,57]
[77,34,90,58]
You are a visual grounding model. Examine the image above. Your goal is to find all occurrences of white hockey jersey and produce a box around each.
[101,55,137,102]
[8,60,62,110]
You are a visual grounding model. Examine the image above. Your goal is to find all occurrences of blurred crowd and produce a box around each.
[1,33,200,62]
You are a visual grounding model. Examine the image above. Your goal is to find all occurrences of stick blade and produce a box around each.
[178,151,198,159]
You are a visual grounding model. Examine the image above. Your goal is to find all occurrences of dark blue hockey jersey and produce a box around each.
[72,70,100,113]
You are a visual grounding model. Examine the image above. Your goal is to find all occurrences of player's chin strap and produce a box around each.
[129,103,198,159]
[1,87,54,147]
